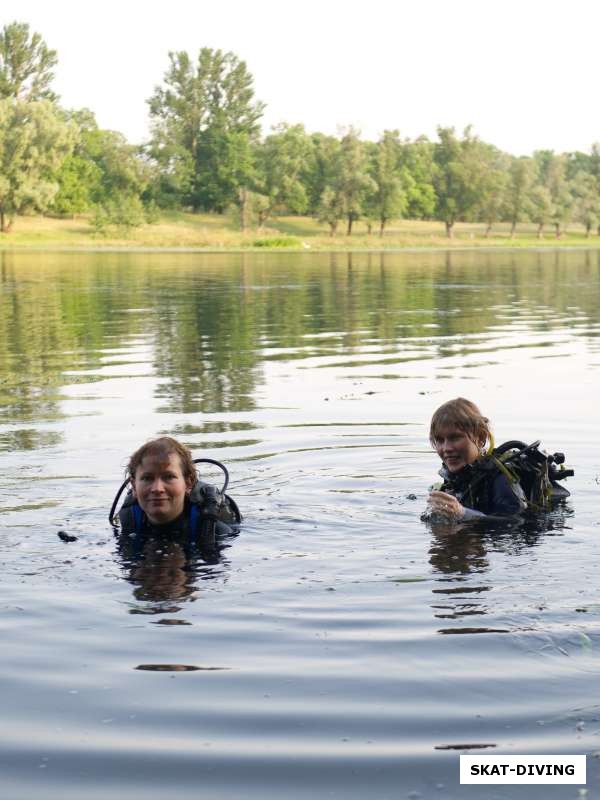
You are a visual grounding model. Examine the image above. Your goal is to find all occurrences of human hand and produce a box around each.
[427,491,465,520]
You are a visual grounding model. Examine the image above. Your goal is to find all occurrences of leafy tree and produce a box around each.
[504,156,536,238]
[0,21,58,102]
[89,128,149,202]
[148,48,264,211]
[571,170,600,236]
[529,185,553,238]
[0,99,76,231]
[332,128,376,235]
[400,136,436,219]
[433,126,489,237]
[50,152,102,216]
[91,194,147,235]
[586,142,600,234]
[254,123,312,226]
[52,110,149,216]
[534,151,573,238]
[366,130,411,235]
[317,185,345,236]
[475,144,509,237]
[303,132,340,215]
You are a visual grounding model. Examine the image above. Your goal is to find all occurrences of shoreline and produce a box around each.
[2,243,600,254]
[2,213,600,253]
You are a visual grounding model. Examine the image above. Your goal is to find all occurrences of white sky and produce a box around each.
[4,0,599,156]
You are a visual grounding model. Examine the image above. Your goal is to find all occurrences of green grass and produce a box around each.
[252,235,301,248]
[1,211,600,251]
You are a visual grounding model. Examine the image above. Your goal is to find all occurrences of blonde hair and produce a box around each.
[127,437,198,484]
[429,398,491,449]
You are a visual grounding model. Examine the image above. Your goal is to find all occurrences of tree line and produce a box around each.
[2,20,600,238]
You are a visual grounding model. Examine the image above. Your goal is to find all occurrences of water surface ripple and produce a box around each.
[1,250,599,798]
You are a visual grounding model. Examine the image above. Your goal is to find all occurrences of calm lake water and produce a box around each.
[1,249,599,799]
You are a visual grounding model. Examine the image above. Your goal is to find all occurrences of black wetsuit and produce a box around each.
[118,483,241,544]
[439,462,527,519]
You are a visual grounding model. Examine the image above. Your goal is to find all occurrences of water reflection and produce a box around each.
[2,249,600,426]
[427,506,574,634]
[3,248,600,800]
[115,528,236,607]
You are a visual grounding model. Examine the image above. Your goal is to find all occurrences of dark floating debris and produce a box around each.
[135,664,230,672]
[438,627,509,635]
[129,606,182,615]
[152,619,192,626]
[57,531,78,543]
[406,494,418,501]
[435,743,497,751]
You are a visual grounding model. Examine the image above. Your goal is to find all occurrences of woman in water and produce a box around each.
[427,398,527,521]
[117,436,240,538]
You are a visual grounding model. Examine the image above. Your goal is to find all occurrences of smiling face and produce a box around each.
[132,453,193,524]
[433,424,482,473]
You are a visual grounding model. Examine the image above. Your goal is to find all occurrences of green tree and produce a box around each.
[534,151,573,238]
[318,185,345,236]
[0,21,58,102]
[400,136,436,219]
[586,143,600,234]
[254,123,312,226]
[433,126,489,238]
[571,170,600,236]
[0,99,76,231]
[475,144,509,237]
[529,185,553,238]
[148,48,264,211]
[504,156,536,238]
[366,130,411,235]
[303,132,340,215]
[50,152,102,216]
[52,110,149,216]
[332,128,376,235]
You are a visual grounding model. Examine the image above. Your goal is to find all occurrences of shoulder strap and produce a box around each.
[118,496,145,535]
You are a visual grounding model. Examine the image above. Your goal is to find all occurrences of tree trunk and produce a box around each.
[555,222,561,239]
[379,219,386,237]
[586,223,591,238]
[258,207,269,228]
[485,222,492,238]
[329,220,337,237]
[510,220,517,239]
[238,188,248,232]
[366,221,372,235]
[537,223,544,239]
[346,215,353,236]
[445,220,454,238]
[0,211,12,233]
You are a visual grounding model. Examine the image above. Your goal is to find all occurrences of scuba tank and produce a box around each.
[109,458,241,543]
[492,440,573,509]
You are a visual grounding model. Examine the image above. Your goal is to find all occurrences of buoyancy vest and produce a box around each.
[439,440,572,514]
[117,479,241,548]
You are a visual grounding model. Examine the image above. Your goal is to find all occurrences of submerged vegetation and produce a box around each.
[2,21,600,247]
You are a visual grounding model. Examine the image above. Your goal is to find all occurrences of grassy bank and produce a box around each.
[2,211,600,250]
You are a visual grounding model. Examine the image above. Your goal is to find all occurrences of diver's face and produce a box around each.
[434,425,481,473]
[132,453,191,524]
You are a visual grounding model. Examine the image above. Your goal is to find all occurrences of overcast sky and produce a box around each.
[4,0,599,155]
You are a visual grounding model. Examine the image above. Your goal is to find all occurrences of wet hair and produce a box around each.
[127,436,198,485]
[429,398,492,449]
